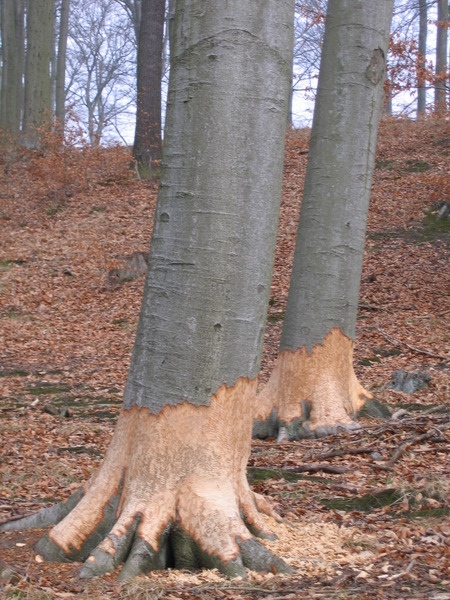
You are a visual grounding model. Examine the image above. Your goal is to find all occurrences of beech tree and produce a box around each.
[434,0,448,112]
[0,0,25,136]
[133,0,165,176]
[65,0,135,144]
[254,0,394,441]
[55,0,71,127]
[22,0,53,146]
[1,0,294,579]
[417,0,428,115]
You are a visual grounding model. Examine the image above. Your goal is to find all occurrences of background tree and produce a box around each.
[114,0,142,47]
[434,0,448,112]
[291,1,326,125]
[22,0,53,147]
[133,0,165,177]
[0,0,25,136]
[1,0,294,579]
[417,0,428,114]
[55,0,71,128]
[66,0,136,144]
[255,0,394,441]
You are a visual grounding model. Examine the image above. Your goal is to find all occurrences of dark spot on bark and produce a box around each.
[160,212,170,222]
[214,323,222,330]
[366,48,385,85]
[208,54,217,60]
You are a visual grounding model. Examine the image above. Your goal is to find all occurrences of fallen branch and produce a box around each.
[387,429,448,467]
[376,325,447,360]
[285,464,349,475]
[312,446,375,460]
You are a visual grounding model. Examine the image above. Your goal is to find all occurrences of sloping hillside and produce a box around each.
[0,117,448,599]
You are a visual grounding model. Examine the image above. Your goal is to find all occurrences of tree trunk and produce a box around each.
[0,0,25,135]
[2,0,294,579]
[133,0,165,178]
[50,2,57,114]
[417,0,427,115]
[55,0,71,128]
[254,0,394,441]
[434,0,448,113]
[22,0,53,147]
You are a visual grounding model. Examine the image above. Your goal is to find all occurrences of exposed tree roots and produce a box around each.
[254,329,373,440]
[1,379,292,579]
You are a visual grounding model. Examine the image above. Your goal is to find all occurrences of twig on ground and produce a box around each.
[387,429,448,467]
[312,447,375,460]
[285,464,349,475]
[376,325,447,360]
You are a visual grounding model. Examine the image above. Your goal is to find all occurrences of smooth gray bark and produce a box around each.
[22,0,53,145]
[0,0,25,135]
[417,0,427,115]
[124,0,294,412]
[281,0,394,353]
[435,0,448,112]
[56,0,71,127]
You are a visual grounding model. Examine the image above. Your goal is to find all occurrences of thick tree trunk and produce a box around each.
[434,0,449,113]
[22,0,53,147]
[133,0,165,178]
[254,0,393,441]
[0,0,25,135]
[55,0,71,128]
[2,0,294,579]
[417,0,427,115]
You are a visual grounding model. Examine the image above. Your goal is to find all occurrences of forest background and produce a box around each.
[0,0,449,598]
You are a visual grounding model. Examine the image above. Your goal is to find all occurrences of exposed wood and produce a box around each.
[256,328,371,437]
[14,379,291,578]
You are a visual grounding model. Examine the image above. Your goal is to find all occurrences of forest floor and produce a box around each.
[0,117,449,599]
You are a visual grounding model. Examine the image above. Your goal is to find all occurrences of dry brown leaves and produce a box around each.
[0,116,449,599]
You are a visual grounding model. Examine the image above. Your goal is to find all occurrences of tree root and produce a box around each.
[1,381,293,580]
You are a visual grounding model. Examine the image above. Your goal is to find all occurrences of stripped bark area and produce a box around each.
[254,329,371,440]
[3,379,291,579]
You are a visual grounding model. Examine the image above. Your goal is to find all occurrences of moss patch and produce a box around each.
[26,383,71,396]
[320,488,402,512]
[375,158,396,170]
[404,160,431,173]
[267,311,285,323]
[421,210,450,241]
[247,467,329,484]
[0,369,29,378]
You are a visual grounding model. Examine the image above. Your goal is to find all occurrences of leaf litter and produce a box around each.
[0,117,449,599]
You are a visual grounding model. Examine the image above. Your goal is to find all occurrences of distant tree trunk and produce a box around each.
[50,2,57,113]
[55,0,71,127]
[115,0,142,46]
[434,0,448,112]
[1,0,295,579]
[0,0,25,136]
[22,0,54,147]
[385,83,393,116]
[417,0,427,115]
[255,0,394,441]
[133,0,165,178]
[167,0,176,46]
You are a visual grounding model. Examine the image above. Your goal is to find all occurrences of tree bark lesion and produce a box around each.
[2,380,292,579]
[254,328,372,440]
[366,48,385,85]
